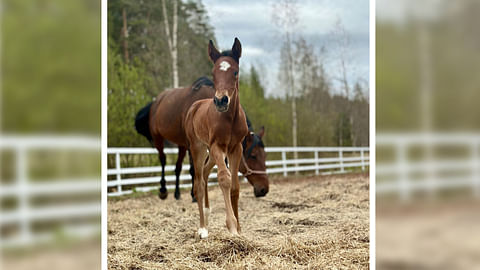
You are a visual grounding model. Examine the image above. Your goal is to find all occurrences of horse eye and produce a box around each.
[251,155,257,160]
[234,71,238,77]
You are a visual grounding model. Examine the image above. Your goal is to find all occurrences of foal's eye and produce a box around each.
[234,71,238,77]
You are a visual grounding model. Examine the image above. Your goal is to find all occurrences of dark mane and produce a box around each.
[220,50,239,63]
[191,76,214,91]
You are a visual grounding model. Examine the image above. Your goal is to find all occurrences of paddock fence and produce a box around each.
[107,146,370,197]
[0,135,101,248]
[376,133,480,200]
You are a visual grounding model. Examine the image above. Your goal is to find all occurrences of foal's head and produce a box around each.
[208,38,242,112]
[242,127,269,197]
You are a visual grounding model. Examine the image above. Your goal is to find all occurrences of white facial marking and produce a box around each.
[198,227,209,239]
[219,61,231,71]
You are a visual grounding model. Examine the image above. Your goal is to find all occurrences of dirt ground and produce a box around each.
[2,239,101,270]
[108,174,370,269]
[377,201,480,270]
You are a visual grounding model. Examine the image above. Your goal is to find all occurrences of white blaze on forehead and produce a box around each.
[219,61,231,71]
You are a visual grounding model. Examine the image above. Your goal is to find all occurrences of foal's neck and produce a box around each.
[227,84,240,121]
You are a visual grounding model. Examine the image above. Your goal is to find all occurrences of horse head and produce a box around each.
[208,38,241,113]
[241,126,269,197]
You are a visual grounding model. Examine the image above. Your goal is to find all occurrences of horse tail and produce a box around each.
[191,76,214,91]
[135,102,153,143]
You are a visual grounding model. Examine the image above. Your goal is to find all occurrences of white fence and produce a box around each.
[107,146,370,196]
[0,136,101,248]
[376,133,480,200]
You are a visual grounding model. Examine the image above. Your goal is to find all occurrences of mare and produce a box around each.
[183,38,246,238]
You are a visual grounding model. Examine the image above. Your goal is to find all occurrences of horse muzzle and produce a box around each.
[213,95,229,112]
[254,186,268,197]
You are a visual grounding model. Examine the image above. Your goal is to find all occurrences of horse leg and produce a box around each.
[210,143,238,235]
[154,140,168,200]
[227,143,242,233]
[202,154,215,226]
[188,150,196,202]
[174,146,187,200]
[190,143,209,238]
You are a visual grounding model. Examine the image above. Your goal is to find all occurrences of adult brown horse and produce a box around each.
[134,54,268,202]
[184,38,246,238]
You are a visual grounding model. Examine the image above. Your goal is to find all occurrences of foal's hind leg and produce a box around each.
[174,146,187,200]
[154,140,168,200]
[188,151,196,202]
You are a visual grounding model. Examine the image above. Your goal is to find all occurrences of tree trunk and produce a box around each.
[286,32,298,168]
[122,8,129,64]
[162,0,179,88]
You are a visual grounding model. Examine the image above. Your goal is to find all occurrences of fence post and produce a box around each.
[339,149,344,173]
[17,146,31,245]
[361,150,365,171]
[473,140,480,197]
[115,152,122,195]
[282,151,287,177]
[314,151,319,175]
[397,140,409,201]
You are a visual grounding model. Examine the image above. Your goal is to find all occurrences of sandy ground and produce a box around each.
[108,174,369,269]
[377,201,480,270]
[2,239,101,270]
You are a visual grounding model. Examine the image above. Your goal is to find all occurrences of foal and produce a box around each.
[184,38,248,238]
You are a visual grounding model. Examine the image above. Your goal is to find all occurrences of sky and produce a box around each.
[202,0,370,97]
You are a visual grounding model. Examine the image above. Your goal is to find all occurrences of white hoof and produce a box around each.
[204,207,210,226]
[198,228,209,239]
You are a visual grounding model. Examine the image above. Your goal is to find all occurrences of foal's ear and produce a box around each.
[208,40,221,63]
[258,126,265,138]
[232,37,242,61]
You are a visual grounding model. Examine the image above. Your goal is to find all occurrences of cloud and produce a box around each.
[202,0,370,96]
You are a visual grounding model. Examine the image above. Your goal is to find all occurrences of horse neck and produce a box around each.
[226,81,240,120]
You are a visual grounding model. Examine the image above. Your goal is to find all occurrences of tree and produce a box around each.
[272,0,300,160]
[162,0,179,88]
[330,17,353,146]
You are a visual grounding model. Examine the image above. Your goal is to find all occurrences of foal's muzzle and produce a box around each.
[213,95,229,112]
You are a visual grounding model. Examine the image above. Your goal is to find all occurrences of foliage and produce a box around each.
[2,0,101,133]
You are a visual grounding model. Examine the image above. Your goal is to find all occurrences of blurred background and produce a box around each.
[1,0,101,269]
[376,0,480,269]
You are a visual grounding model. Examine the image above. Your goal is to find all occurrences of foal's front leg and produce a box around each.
[210,143,238,235]
[190,144,209,238]
[227,143,242,233]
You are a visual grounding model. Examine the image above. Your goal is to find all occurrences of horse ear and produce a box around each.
[208,40,221,63]
[258,126,265,138]
[232,37,242,61]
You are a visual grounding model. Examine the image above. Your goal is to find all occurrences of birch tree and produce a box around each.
[162,0,179,88]
[330,17,353,146]
[272,0,299,160]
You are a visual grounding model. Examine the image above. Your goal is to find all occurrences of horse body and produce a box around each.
[184,38,247,238]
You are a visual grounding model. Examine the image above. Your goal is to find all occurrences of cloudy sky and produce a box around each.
[202,0,370,97]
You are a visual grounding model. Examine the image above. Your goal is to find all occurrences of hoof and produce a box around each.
[174,191,181,200]
[198,228,208,239]
[191,196,197,203]
[159,189,168,200]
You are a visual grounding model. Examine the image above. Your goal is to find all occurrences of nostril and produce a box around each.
[260,188,266,195]
[221,96,229,104]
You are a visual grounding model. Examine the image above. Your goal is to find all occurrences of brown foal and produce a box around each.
[184,38,248,238]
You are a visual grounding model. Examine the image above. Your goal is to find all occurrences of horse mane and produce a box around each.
[191,77,214,91]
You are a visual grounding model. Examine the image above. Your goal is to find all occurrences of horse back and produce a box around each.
[150,85,215,147]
